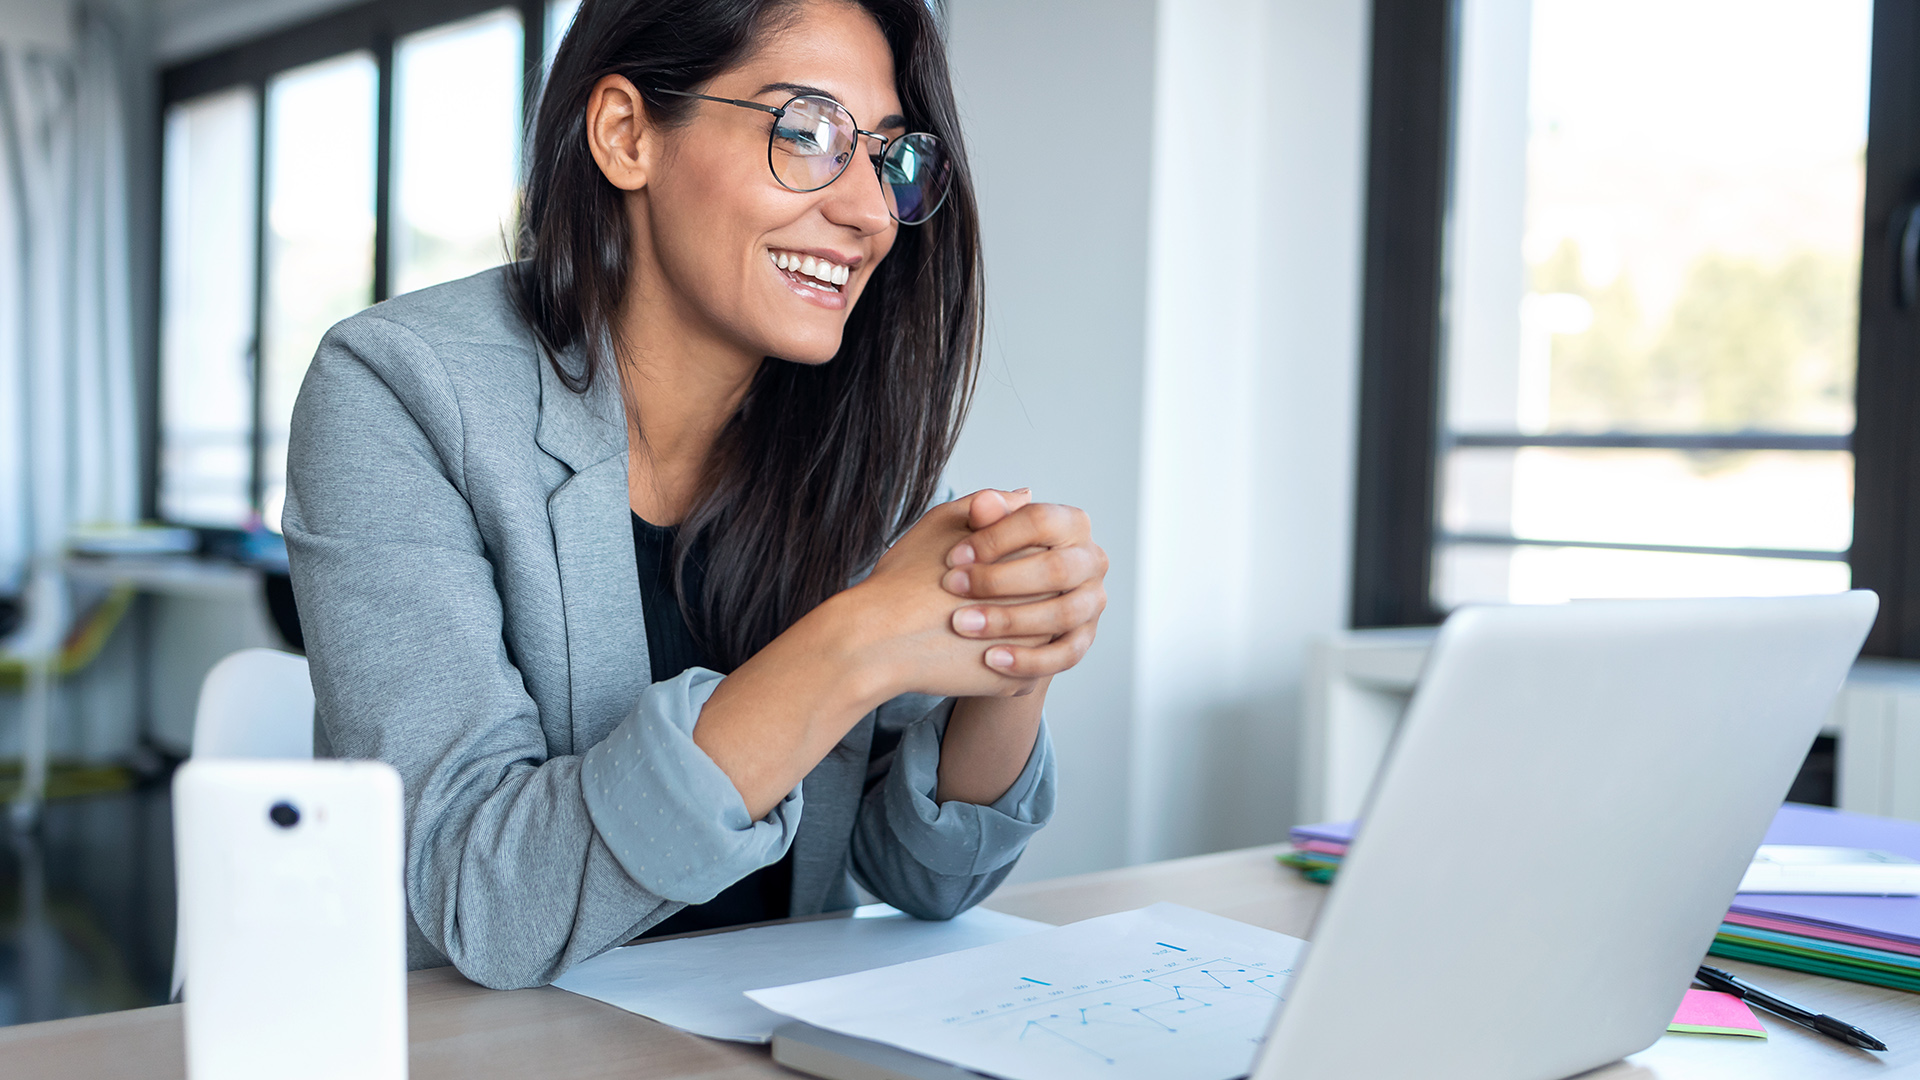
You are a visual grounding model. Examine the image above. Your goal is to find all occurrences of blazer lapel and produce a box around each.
[536,349,650,756]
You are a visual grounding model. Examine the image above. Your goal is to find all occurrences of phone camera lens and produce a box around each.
[269,802,300,828]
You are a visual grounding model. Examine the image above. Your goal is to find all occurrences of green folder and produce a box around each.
[1708,939,1920,994]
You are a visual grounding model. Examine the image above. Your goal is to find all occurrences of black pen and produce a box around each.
[1695,964,1888,1052]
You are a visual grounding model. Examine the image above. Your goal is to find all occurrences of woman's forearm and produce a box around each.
[692,591,895,820]
[937,680,1048,806]
[693,585,1046,817]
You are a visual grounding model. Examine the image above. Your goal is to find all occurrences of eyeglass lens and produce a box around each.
[879,133,948,226]
[768,96,951,225]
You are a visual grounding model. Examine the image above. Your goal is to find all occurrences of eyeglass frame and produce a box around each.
[649,87,946,223]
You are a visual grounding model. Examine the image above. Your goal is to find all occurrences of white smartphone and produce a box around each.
[173,758,408,1080]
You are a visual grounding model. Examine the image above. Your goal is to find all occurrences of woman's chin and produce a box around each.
[763,335,844,366]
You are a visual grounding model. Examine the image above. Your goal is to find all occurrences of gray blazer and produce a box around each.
[282,267,1055,990]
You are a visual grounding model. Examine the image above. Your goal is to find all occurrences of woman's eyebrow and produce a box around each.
[756,81,908,129]
[757,80,830,99]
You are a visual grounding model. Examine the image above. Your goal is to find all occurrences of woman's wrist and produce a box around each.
[938,686,1047,805]
[802,585,905,713]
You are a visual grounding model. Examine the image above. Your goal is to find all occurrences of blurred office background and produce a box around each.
[3,0,1918,1029]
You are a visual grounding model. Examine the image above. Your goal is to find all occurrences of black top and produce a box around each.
[630,513,793,938]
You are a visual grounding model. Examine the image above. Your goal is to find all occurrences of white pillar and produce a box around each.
[948,0,1373,874]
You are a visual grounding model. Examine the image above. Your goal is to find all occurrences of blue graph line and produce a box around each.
[974,954,1290,1067]
[949,949,1293,1077]
[1020,1017,1117,1063]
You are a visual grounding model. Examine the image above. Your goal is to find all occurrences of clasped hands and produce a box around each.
[851,488,1108,700]
[694,488,1104,818]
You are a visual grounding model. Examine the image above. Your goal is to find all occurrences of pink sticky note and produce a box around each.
[1668,989,1768,1039]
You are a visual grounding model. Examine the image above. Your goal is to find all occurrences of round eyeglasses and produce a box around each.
[652,88,952,226]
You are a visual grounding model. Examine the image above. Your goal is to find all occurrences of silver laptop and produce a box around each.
[776,592,1879,1080]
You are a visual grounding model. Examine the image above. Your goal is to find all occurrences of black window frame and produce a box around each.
[1351,0,1920,659]
[146,0,551,527]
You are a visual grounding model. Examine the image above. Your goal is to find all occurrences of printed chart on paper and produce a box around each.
[747,903,1309,1080]
[951,944,1288,1068]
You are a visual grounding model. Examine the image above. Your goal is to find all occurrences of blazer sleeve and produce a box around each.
[283,316,796,990]
[848,693,1057,919]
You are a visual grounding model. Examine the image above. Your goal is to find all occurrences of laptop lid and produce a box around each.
[1255,592,1877,1080]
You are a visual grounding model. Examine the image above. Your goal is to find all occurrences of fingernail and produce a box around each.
[947,569,971,595]
[950,543,976,567]
[986,647,1015,669]
[1014,487,1030,494]
[954,608,987,633]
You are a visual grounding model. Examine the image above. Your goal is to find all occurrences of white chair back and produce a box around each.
[190,648,315,760]
[174,647,316,998]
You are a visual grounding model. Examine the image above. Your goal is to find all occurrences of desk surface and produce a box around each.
[10,843,1920,1079]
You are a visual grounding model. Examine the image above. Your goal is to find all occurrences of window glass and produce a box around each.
[159,87,258,528]
[1443,448,1854,553]
[1437,545,1854,606]
[546,0,582,72]
[391,9,524,297]
[259,52,378,531]
[1434,0,1871,607]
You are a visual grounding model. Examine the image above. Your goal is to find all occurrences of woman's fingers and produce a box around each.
[951,581,1106,638]
[945,540,1107,599]
[949,502,1085,569]
[966,487,1031,530]
[983,620,1098,679]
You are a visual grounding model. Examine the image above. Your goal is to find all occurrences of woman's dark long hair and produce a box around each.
[511,0,982,672]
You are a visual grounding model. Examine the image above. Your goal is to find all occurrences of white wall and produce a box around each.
[1133,0,1374,861]
[943,0,1160,879]
[1249,0,1375,841]
[948,0,1372,877]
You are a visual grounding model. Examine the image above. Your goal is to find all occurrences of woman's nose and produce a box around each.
[821,147,894,235]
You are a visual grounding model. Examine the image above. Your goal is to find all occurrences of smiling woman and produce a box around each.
[281,0,1107,990]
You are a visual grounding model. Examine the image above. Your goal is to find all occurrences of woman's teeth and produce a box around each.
[770,250,851,287]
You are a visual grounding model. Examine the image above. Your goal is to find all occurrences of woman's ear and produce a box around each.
[586,74,653,191]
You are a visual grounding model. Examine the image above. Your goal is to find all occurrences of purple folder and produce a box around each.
[1730,803,1920,947]
[1290,820,1356,846]
[1290,804,1920,947]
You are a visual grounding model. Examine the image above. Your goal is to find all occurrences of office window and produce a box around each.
[1351,0,1920,654]
[158,87,258,528]
[391,10,525,297]
[1433,0,1869,607]
[260,53,378,529]
[546,0,581,71]
[156,1,553,534]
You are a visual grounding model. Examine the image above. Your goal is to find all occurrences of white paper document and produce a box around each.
[550,904,1050,1042]
[748,903,1307,1080]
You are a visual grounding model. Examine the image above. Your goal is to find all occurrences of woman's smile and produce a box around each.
[768,246,858,309]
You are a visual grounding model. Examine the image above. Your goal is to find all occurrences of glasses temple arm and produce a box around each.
[649,87,784,117]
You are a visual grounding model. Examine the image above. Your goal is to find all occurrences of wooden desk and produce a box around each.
[9,844,1920,1079]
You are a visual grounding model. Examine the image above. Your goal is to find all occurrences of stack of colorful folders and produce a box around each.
[1720,804,1920,992]
[1279,821,1351,883]
[1280,803,1920,993]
